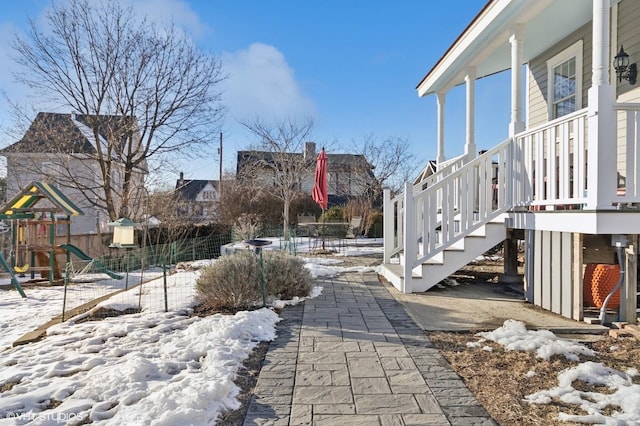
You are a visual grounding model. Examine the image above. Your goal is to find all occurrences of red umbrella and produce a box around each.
[312,148,328,210]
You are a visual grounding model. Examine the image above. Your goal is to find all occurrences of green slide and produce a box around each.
[59,244,123,280]
[0,253,27,298]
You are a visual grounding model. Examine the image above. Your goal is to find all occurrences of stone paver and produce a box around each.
[243,263,496,425]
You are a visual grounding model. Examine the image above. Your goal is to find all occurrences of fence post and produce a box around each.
[62,262,70,322]
[163,257,168,313]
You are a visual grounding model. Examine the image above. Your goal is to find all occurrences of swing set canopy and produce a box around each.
[0,181,84,219]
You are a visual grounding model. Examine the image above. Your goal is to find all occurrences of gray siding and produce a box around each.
[528,23,592,128]
[615,0,640,181]
[616,0,640,98]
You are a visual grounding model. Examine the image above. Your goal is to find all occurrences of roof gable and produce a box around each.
[0,181,84,218]
[175,179,218,201]
[0,112,135,155]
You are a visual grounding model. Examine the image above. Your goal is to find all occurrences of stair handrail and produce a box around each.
[412,153,467,193]
[407,137,515,271]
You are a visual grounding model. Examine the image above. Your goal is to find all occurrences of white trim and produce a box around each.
[611,2,618,86]
[547,39,584,120]
[525,62,531,129]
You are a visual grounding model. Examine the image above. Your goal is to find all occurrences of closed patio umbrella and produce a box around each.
[312,148,328,249]
[312,148,328,210]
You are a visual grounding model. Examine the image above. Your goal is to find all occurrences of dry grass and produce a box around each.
[428,330,640,425]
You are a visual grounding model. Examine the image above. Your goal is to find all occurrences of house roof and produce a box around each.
[175,179,218,201]
[417,0,596,96]
[236,150,373,174]
[413,160,437,185]
[0,112,135,155]
[0,181,84,219]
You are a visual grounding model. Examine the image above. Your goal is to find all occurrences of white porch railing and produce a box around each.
[512,109,589,210]
[614,103,640,204]
[385,104,640,284]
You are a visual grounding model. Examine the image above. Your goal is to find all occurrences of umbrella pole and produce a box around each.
[321,208,326,250]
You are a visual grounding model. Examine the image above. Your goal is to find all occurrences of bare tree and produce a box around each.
[238,118,315,238]
[8,0,225,220]
[352,135,418,204]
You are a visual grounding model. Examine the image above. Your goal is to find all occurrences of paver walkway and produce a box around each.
[243,268,496,425]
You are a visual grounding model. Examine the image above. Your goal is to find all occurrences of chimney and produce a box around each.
[304,142,316,160]
[179,172,184,186]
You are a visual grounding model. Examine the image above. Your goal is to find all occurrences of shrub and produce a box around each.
[366,211,383,238]
[195,249,313,310]
[320,206,344,222]
[196,250,260,310]
[232,213,263,242]
[262,251,313,300]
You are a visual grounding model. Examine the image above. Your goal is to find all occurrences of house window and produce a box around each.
[202,190,215,200]
[547,40,583,120]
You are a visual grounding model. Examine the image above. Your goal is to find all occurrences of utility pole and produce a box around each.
[218,132,223,196]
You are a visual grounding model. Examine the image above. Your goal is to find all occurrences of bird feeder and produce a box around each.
[108,217,138,248]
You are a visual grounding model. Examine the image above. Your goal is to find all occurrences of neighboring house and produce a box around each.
[382,0,640,325]
[174,172,219,223]
[0,112,146,235]
[236,142,376,206]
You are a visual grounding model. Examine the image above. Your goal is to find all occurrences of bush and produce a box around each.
[196,250,261,310]
[196,249,313,310]
[320,206,344,222]
[262,250,313,299]
[367,211,383,238]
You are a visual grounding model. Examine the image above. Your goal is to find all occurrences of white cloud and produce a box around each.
[123,0,209,39]
[221,43,316,122]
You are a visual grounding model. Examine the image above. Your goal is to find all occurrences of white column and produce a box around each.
[586,0,616,209]
[465,67,477,158]
[436,92,446,165]
[509,25,525,136]
[592,0,609,87]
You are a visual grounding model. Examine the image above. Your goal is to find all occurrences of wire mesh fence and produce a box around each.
[58,229,381,321]
[61,233,232,321]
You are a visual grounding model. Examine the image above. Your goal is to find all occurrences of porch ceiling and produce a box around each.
[417,0,596,97]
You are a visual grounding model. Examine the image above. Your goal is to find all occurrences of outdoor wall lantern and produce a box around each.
[614,45,637,85]
[108,217,139,248]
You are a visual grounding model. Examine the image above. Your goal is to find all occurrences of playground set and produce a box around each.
[0,181,122,298]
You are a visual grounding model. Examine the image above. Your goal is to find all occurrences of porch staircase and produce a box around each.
[381,216,508,292]
[381,139,514,293]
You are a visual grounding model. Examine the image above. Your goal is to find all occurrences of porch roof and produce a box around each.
[417,0,597,97]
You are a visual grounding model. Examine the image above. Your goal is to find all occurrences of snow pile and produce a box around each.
[473,320,640,424]
[476,319,596,361]
[527,362,640,424]
[0,309,280,424]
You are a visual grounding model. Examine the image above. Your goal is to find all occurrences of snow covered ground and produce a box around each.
[4,239,635,424]
[0,241,382,425]
[472,320,640,424]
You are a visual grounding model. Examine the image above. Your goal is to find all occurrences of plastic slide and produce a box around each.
[0,253,27,298]
[59,244,123,280]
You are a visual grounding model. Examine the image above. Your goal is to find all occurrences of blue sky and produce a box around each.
[0,0,510,186]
